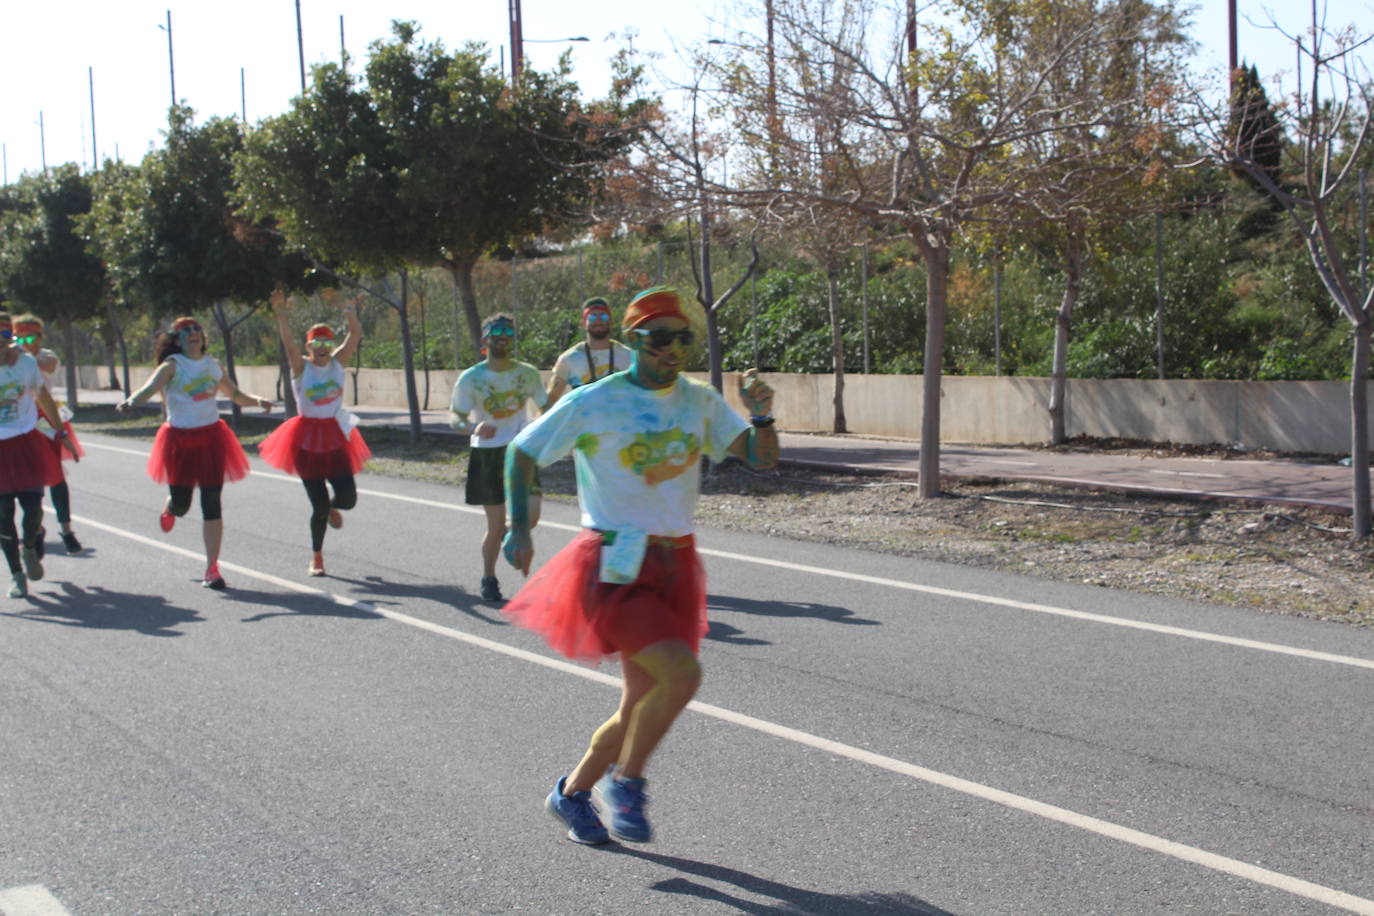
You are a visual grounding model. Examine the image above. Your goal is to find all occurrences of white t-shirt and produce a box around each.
[451,361,548,449]
[165,354,223,429]
[512,371,749,537]
[0,351,43,440]
[34,349,73,433]
[553,340,632,390]
[293,359,346,419]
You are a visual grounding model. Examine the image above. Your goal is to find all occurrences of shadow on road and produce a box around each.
[220,586,384,624]
[328,574,509,625]
[705,619,772,647]
[707,593,879,627]
[611,848,957,915]
[2,582,201,636]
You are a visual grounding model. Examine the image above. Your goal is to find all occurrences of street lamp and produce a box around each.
[157,10,175,110]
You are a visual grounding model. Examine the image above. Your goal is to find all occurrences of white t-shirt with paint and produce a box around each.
[164,354,223,429]
[293,359,346,419]
[552,340,632,390]
[512,371,749,537]
[450,361,548,449]
[0,351,43,440]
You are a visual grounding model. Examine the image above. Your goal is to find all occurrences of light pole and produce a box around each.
[158,10,176,110]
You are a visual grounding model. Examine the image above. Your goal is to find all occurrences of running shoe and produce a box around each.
[21,531,44,582]
[328,508,343,529]
[308,554,326,577]
[202,564,226,590]
[546,776,610,845]
[480,576,502,602]
[7,573,27,599]
[61,531,83,554]
[594,769,652,843]
[159,509,176,533]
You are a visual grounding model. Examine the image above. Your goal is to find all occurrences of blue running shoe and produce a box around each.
[594,769,652,842]
[546,776,609,845]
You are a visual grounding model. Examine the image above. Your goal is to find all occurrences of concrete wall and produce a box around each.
[76,365,1364,454]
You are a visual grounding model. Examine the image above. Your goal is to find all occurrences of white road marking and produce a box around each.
[981,459,1039,466]
[0,886,73,916]
[79,440,1374,671]
[1150,469,1229,479]
[55,508,1374,913]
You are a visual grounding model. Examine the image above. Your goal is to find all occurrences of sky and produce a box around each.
[1,0,1371,183]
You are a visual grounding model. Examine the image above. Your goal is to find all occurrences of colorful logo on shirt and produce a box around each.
[0,380,21,424]
[482,388,527,420]
[304,379,342,406]
[183,375,217,402]
[619,428,700,485]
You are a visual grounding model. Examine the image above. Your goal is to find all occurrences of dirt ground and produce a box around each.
[78,410,1374,628]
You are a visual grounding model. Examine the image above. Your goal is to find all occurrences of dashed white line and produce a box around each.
[0,885,73,916]
[56,507,1374,914]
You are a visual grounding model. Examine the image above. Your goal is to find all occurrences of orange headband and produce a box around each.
[622,287,688,330]
[306,326,335,343]
[172,317,200,331]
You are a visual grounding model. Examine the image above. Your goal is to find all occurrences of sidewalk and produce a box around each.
[68,387,1366,514]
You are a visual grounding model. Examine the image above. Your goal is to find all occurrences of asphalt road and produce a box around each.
[3,431,1373,915]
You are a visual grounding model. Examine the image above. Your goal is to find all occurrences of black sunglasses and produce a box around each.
[632,327,694,349]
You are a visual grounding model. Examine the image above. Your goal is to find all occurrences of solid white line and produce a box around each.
[0,885,73,916]
[79,440,1374,671]
[60,508,1374,914]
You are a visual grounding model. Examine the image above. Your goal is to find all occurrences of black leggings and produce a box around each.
[49,481,71,526]
[0,490,44,575]
[302,475,357,551]
[167,485,224,522]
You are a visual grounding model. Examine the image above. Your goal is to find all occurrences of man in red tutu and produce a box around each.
[117,317,274,589]
[502,286,779,844]
[15,315,85,553]
[261,290,369,577]
[0,317,69,597]
[450,313,548,603]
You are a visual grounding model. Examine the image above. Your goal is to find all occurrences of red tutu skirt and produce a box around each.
[504,529,708,666]
[257,415,370,479]
[40,420,83,462]
[0,428,65,494]
[147,420,250,488]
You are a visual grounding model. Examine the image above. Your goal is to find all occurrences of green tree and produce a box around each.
[0,164,108,406]
[238,21,642,441]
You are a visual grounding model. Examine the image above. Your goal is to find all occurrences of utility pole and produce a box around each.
[240,68,246,122]
[89,67,98,168]
[1228,0,1238,79]
[38,111,47,173]
[164,10,176,109]
[508,0,523,82]
[295,0,307,91]
[339,15,346,65]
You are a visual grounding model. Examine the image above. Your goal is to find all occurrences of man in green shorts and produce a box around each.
[450,314,547,601]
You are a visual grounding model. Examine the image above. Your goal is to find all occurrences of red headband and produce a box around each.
[172,317,200,331]
[306,326,336,343]
[14,321,41,336]
[622,288,688,330]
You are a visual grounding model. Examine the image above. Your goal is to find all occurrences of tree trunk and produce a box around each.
[61,318,80,408]
[919,240,949,499]
[1351,319,1371,537]
[698,202,723,392]
[828,268,847,434]
[705,306,723,394]
[396,269,423,444]
[449,260,484,360]
[103,330,118,390]
[106,301,130,396]
[1049,246,1083,445]
[213,301,243,428]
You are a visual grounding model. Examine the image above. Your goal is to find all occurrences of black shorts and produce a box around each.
[465,444,542,506]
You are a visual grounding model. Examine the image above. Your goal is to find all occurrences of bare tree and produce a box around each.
[1198,5,1374,533]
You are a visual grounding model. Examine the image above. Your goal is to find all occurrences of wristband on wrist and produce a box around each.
[750,415,775,428]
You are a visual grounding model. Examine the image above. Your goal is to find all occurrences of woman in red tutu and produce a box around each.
[501,287,780,845]
[14,315,86,554]
[0,313,70,598]
[116,317,274,590]
[259,290,368,576]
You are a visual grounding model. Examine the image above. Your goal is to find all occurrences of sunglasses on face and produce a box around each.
[584,312,611,324]
[485,325,516,338]
[308,338,334,350]
[177,324,203,335]
[632,327,694,350]
[0,330,12,340]
[16,335,39,346]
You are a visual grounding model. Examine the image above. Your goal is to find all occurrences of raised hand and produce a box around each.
[738,368,774,417]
